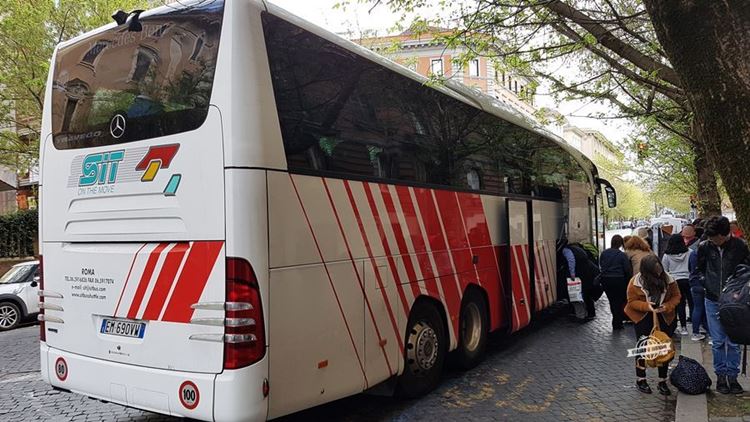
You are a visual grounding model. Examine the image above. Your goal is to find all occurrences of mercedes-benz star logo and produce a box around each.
[110,114,126,139]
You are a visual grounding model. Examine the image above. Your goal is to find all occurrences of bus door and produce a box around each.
[505,199,533,332]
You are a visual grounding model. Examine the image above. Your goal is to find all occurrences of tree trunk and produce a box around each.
[690,123,722,218]
[643,0,750,231]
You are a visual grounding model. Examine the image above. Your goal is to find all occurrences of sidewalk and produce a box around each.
[676,336,708,422]
[702,342,750,421]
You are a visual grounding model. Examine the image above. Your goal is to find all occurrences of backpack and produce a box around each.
[669,356,712,395]
[718,265,750,345]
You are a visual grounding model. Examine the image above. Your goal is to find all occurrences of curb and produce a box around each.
[676,338,709,422]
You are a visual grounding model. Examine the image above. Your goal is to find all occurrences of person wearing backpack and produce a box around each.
[697,216,750,394]
[662,234,692,336]
[600,235,632,330]
[625,254,681,395]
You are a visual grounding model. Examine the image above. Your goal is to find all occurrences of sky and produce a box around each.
[268,0,633,145]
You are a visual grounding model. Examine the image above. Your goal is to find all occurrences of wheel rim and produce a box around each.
[0,305,18,328]
[461,302,482,352]
[406,321,439,373]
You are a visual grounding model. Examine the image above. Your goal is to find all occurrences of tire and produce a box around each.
[396,301,447,398]
[455,289,488,370]
[0,302,21,331]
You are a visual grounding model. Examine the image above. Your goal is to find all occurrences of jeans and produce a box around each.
[705,298,741,377]
[690,286,708,336]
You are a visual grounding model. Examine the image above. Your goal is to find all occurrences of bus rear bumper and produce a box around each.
[41,343,269,421]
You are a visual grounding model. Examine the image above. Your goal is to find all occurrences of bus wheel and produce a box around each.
[455,289,488,370]
[396,301,446,398]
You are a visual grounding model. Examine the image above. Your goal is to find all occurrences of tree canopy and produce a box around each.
[0,0,150,172]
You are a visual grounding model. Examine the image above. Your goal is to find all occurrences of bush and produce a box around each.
[0,209,37,258]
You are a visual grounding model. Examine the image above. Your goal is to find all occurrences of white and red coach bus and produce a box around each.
[38,0,615,420]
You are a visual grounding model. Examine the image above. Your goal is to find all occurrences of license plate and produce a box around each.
[100,318,146,339]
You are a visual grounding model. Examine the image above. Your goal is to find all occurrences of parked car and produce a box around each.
[0,261,40,331]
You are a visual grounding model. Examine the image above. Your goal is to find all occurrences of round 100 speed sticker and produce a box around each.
[179,381,200,410]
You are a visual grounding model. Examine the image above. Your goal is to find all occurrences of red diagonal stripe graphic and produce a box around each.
[162,241,224,323]
[114,243,147,316]
[127,243,170,319]
[394,186,440,300]
[142,243,190,321]
[324,178,394,374]
[362,182,410,317]
[378,184,422,300]
[412,187,462,337]
[344,180,405,356]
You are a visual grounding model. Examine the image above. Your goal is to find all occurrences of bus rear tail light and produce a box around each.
[224,257,265,369]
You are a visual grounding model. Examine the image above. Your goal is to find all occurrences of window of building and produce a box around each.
[466,169,481,190]
[131,48,157,82]
[469,59,480,77]
[81,41,109,65]
[514,80,518,93]
[262,12,587,198]
[430,58,444,76]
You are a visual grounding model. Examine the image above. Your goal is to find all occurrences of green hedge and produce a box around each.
[0,209,37,258]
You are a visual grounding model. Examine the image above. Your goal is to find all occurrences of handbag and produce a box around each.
[645,310,675,367]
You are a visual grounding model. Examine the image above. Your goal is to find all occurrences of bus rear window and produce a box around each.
[51,0,224,150]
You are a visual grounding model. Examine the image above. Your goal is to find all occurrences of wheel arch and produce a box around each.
[409,294,451,351]
[463,283,491,329]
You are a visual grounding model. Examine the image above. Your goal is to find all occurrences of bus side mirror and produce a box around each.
[605,186,617,208]
[595,177,617,208]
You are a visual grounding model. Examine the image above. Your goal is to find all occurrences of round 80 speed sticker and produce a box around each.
[179,381,200,410]
[55,357,68,381]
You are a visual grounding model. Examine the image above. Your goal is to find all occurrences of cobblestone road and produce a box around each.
[0,300,677,421]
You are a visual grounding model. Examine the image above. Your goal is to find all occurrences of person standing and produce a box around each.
[662,234,692,336]
[682,224,699,250]
[657,225,674,259]
[697,216,750,394]
[600,235,632,330]
[625,254,681,395]
[625,235,653,275]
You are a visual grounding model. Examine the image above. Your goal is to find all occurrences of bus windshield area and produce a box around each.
[51,0,224,150]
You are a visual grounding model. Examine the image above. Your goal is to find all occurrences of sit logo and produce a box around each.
[79,150,125,186]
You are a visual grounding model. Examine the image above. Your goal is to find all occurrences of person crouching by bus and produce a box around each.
[625,254,681,395]
[557,238,598,320]
[600,235,632,330]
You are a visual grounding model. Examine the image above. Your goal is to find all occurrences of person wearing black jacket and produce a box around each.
[599,235,632,330]
[696,216,750,394]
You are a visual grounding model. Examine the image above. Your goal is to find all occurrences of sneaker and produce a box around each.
[728,376,744,394]
[637,379,652,394]
[699,327,707,334]
[691,333,706,341]
[678,327,689,336]
[657,381,671,396]
[717,375,730,394]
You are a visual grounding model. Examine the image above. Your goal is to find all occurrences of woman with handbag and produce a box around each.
[625,254,681,395]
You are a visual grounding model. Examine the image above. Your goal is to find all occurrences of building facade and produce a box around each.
[358,30,538,118]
